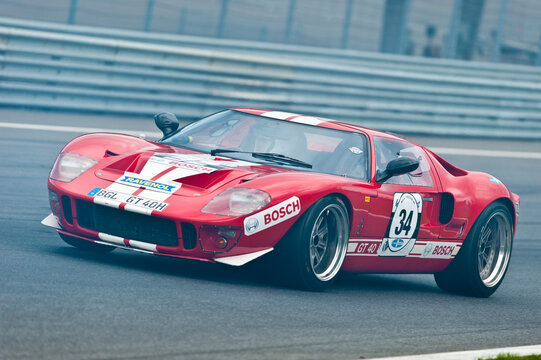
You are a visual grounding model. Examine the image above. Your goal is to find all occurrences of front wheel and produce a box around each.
[434,202,513,297]
[271,196,350,291]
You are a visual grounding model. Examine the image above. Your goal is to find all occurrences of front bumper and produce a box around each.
[45,179,278,266]
[42,212,273,266]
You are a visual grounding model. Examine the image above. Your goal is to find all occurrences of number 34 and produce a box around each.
[394,209,413,236]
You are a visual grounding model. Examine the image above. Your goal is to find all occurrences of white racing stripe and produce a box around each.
[289,116,324,126]
[90,152,255,215]
[129,239,157,252]
[98,232,125,245]
[98,233,158,252]
[93,196,121,209]
[123,204,153,216]
[2,121,539,160]
[260,111,298,120]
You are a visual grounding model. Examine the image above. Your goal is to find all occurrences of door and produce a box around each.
[359,136,442,257]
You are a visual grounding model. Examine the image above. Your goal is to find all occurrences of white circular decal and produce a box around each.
[389,193,421,244]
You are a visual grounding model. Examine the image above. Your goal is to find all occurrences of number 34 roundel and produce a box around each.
[379,193,422,257]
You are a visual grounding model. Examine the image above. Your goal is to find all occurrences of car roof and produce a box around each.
[231,107,402,141]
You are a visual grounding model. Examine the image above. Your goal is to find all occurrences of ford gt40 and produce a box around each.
[42,108,520,297]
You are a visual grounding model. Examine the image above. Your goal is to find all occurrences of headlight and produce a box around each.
[201,188,271,216]
[50,152,98,182]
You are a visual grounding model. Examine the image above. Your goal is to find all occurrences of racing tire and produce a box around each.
[271,196,350,291]
[434,202,513,298]
[60,234,115,254]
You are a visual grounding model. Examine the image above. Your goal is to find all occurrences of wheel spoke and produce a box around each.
[314,247,323,265]
[316,241,327,259]
[481,226,492,244]
[317,223,328,240]
[482,253,490,266]
[310,245,318,265]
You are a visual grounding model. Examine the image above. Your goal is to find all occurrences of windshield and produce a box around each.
[162,110,369,180]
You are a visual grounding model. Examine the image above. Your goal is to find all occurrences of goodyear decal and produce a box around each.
[119,176,177,192]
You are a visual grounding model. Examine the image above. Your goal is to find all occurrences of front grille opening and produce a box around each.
[75,200,178,247]
[181,223,197,250]
[61,195,73,224]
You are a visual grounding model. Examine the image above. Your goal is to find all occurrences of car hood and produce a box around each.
[94,149,294,196]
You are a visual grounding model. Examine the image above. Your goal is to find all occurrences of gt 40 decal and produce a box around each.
[347,240,461,260]
[244,196,301,236]
[378,192,422,257]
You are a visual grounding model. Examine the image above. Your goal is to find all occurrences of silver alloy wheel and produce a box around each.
[477,210,513,287]
[309,203,349,282]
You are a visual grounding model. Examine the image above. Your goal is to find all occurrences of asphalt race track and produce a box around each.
[1,109,540,360]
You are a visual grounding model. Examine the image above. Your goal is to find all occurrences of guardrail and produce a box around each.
[2,16,541,83]
[1,19,541,139]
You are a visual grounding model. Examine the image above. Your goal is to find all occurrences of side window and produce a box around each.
[309,132,369,181]
[374,137,433,187]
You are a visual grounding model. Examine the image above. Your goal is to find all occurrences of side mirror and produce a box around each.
[375,157,419,183]
[154,112,179,137]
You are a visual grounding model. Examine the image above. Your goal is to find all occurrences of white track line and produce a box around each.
[367,344,541,360]
[430,146,541,159]
[2,121,541,159]
[0,121,162,138]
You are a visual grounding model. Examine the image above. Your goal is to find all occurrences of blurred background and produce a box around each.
[2,0,541,65]
[1,0,541,138]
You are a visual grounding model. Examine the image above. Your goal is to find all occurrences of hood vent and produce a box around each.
[174,170,235,190]
[103,153,149,173]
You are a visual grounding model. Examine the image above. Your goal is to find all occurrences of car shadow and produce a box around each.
[333,273,443,295]
[52,244,278,288]
[52,244,444,295]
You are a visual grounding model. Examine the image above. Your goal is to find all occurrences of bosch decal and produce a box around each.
[378,192,422,257]
[244,196,301,236]
[420,242,461,259]
[119,176,177,192]
[422,243,434,257]
[245,218,259,233]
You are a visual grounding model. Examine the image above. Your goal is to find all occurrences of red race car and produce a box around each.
[42,108,519,297]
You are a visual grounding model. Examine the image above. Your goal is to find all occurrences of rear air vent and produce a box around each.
[440,193,454,224]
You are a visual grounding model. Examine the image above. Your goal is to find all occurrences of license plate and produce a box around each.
[88,188,169,212]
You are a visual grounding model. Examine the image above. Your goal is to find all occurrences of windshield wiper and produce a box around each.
[210,149,312,169]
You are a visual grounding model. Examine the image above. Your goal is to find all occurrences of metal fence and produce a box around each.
[2,19,541,138]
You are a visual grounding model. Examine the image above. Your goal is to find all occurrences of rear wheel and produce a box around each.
[60,234,115,253]
[271,196,350,291]
[434,202,513,297]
